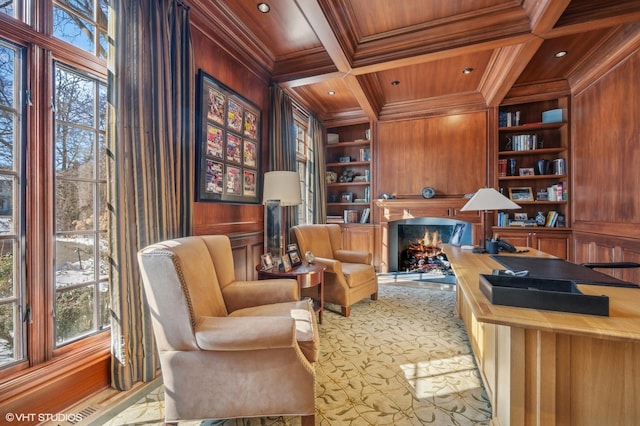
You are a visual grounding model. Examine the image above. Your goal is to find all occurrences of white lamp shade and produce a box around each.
[262,171,302,206]
[460,187,521,211]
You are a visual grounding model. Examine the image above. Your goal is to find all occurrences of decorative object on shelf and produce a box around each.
[338,169,355,182]
[536,211,546,226]
[542,108,563,123]
[305,250,315,264]
[421,186,436,199]
[461,187,521,252]
[552,158,566,175]
[536,159,549,175]
[340,192,353,202]
[325,171,337,183]
[379,193,395,199]
[507,158,517,176]
[262,171,302,257]
[338,156,351,163]
[508,187,533,201]
[519,168,535,176]
[196,69,261,203]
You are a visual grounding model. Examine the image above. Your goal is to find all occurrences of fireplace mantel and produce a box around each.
[375,197,482,272]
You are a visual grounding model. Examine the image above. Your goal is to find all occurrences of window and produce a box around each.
[294,115,312,225]
[53,63,108,346]
[0,39,25,369]
[53,0,108,58]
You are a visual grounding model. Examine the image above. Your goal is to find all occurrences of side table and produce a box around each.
[257,262,325,323]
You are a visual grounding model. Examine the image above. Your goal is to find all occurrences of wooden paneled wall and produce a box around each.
[190,16,269,238]
[571,48,640,272]
[376,111,488,199]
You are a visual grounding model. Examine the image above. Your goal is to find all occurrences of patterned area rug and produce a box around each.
[98,283,491,425]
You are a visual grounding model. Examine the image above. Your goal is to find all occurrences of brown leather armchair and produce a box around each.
[138,235,318,425]
[292,224,378,317]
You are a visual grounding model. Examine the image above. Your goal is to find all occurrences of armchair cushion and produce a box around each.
[334,249,372,264]
[194,315,297,351]
[222,279,299,312]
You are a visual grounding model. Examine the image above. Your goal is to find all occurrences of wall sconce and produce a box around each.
[262,171,301,257]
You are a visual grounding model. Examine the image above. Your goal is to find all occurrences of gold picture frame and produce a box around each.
[508,187,533,201]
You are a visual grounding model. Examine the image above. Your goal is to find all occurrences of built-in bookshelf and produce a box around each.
[493,95,571,258]
[325,123,372,224]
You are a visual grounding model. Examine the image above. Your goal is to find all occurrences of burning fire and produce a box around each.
[407,230,443,259]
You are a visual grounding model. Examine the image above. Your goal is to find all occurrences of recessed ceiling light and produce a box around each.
[328,90,335,96]
[257,3,270,13]
[462,67,474,74]
[391,80,400,86]
[554,51,568,58]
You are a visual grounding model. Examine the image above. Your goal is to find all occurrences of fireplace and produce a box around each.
[389,218,472,272]
[375,198,481,273]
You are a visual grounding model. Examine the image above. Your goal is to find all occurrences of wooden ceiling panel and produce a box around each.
[375,51,494,103]
[347,0,519,38]
[219,0,321,58]
[516,28,613,84]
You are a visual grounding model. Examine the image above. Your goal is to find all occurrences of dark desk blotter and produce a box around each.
[490,255,637,287]
[479,274,609,316]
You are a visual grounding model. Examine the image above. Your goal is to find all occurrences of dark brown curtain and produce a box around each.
[107,0,194,390]
[268,84,298,243]
[308,114,326,223]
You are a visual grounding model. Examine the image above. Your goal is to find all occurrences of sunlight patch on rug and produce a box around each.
[400,354,481,399]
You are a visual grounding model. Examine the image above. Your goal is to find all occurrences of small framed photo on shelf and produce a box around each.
[281,255,292,272]
[340,192,353,202]
[519,167,535,176]
[261,253,275,270]
[286,244,302,267]
[514,213,528,221]
[508,187,534,201]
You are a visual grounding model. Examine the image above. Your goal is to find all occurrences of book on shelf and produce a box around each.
[360,207,370,224]
[358,148,370,162]
[499,111,520,127]
[545,210,558,227]
[327,215,344,224]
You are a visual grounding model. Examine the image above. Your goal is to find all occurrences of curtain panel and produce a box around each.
[267,85,298,243]
[107,0,194,390]
[308,115,326,223]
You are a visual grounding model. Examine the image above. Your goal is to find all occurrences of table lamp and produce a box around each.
[262,171,302,257]
[460,187,520,252]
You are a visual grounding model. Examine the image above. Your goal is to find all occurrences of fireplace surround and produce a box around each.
[375,198,482,273]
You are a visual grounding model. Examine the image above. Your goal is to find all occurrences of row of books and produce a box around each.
[326,207,371,224]
[496,210,564,227]
[359,148,370,162]
[499,111,521,127]
[505,134,540,151]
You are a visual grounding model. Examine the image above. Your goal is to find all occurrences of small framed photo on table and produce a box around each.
[287,243,302,267]
[281,255,292,272]
[261,253,274,270]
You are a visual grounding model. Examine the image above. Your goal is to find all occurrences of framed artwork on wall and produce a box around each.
[196,69,262,203]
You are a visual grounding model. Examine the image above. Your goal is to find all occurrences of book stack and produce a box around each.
[545,210,559,227]
[499,111,520,127]
[510,134,538,151]
[327,215,344,224]
[360,208,370,223]
[359,148,370,162]
[498,159,507,176]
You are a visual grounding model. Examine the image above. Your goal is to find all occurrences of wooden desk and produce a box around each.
[257,262,325,323]
[447,245,640,426]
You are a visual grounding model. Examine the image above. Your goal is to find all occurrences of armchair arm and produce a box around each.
[334,249,372,265]
[314,257,342,275]
[222,279,299,312]
[194,316,296,351]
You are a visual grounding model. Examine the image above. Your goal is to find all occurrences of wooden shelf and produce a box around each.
[499,174,567,181]
[498,121,566,132]
[498,147,566,157]
[326,140,370,148]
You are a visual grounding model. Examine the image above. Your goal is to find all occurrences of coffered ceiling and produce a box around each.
[191,0,640,126]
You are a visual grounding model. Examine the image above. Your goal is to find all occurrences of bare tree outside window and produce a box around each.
[53,0,108,59]
[53,64,108,346]
[0,39,23,368]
